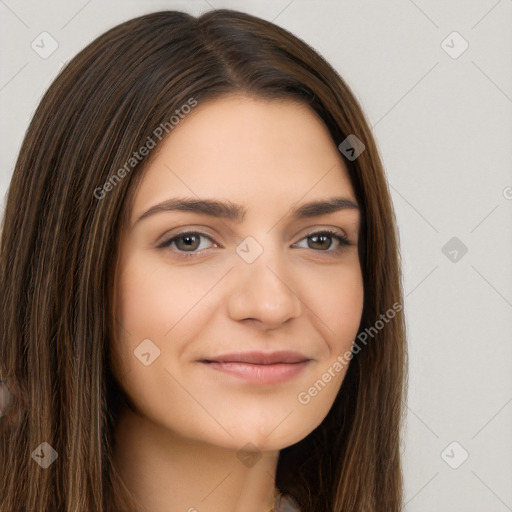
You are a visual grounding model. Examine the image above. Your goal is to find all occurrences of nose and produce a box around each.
[226,241,302,329]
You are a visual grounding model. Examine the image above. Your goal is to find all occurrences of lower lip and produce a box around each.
[201,361,310,384]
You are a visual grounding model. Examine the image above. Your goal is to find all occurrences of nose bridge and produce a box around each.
[228,233,302,325]
[235,232,287,283]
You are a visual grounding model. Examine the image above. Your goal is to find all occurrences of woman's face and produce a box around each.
[111,95,364,451]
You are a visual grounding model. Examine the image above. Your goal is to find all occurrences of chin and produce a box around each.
[214,421,315,453]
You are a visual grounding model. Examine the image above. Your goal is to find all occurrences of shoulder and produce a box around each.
[276,494,302,512]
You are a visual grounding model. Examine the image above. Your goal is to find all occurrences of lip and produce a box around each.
[200,350,310,365]
[198,351,312,385]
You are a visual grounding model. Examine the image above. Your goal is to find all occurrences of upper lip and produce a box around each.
[199,350,311,365]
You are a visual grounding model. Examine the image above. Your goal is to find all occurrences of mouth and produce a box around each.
[198,351,312,385]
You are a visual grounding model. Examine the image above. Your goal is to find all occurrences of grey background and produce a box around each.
[1,1,511,510]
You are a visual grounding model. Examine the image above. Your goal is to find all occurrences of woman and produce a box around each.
[0,9,407,512]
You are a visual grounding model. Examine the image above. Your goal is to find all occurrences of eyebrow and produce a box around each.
[133,196,359,228]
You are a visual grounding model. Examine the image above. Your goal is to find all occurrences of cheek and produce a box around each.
[110,252,217,424]
[115,253,209,339]
[288,260,363,420]
[303,259,364,355]
[111,253,182,380]
[111,251,222,381]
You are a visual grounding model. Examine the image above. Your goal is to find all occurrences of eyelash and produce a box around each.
[158,229,351,259]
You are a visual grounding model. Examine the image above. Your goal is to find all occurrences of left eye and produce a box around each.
[159,230,350,257]
[293,230,350,252]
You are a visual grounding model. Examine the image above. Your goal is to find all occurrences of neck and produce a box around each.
[112,406,279,512]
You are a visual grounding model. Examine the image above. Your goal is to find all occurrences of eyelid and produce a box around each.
[156,226,219,246]
[294,225,348,241]
[156,229,219,250]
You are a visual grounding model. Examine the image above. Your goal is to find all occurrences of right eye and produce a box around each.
[158,231,220,258]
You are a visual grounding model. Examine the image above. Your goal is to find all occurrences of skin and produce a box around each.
[111,94,364,512]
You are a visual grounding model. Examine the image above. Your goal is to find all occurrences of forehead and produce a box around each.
[129,95,355,222]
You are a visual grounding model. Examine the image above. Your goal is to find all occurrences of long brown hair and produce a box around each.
[0,9,407,511]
